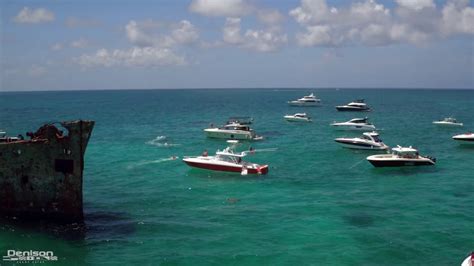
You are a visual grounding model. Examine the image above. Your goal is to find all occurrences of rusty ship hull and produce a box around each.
[0,120,94,222]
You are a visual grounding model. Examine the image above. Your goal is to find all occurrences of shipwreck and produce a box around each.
[0,120,94,222]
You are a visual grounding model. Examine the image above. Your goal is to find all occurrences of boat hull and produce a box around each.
[453,135,474,145]
[367,158,435,167]
[284,116,311,122]
[288,102,320,107]
[183,159,268,174]
[331,125,376,131]
[453,139,474,145]
[336,106,370,112]
[433,122,463,126]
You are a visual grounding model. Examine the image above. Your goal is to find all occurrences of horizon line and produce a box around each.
[1,87,473,93]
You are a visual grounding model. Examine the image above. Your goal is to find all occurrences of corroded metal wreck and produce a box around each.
[0,120,94,222]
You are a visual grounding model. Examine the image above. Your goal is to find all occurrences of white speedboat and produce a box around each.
[330,117,376,131]
[367,146,436,167]
[183,140,269,175]
[452,133,474,145]
[336,99,371,111]
[433,117,463,127]
[204,123,262,140]
[0,131,21,143]
[284,113,312,122]
[335,132,388,150]
[462,252,473,266]
[288,93,321,106]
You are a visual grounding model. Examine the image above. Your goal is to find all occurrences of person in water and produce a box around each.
[249,147,255,154]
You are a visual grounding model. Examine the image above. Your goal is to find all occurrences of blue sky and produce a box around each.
[1,0,473,91]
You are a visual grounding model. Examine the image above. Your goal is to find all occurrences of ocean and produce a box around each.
[0,89,473,265]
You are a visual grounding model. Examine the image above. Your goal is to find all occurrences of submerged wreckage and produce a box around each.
[0,120,94,222]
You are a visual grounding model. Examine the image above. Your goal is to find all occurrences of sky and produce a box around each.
[1,0,473,91]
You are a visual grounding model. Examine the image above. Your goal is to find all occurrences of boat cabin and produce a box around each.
[221,123,251,131]
[362,132,382,142]
[392,146,419,158]
[349,118,369,124]
[227,116,253,125]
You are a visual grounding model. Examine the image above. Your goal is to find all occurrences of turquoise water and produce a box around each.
[0,89,473,265]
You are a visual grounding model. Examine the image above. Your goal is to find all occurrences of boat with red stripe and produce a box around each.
[183,140,269,175]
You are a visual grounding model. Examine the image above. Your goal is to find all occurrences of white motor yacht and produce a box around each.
[330,117,376,131]
[288,93,321,106]
[452,133,474,145]
[433,117,463,127]
[334,132,388,150]
[183,140,268,175]
[284,113,312,122]
[204,123,263,140]
[367,146,436,167]
[336,99,371,112]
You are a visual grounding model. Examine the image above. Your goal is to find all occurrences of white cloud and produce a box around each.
[171,20,199,44]
[296,25,334,46]
[50,43,63,51]
[189,0,252,17]
[243,29,288,52]
[289,0,331,25]
[258,9,285,25]
[125,19,199,47]
[290,0,473,47]
[222,17,287,52]
[70,38,88,48]
[441,0,474,35]
[75,47,186,68]
[223,18,244,44]
[13,7,54,24]
[396,0,435,11]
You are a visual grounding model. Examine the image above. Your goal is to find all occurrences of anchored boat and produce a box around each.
[183,140,269,175]
[288,93,321,106]
[452,133,474,145]
[204,122,263,140]
[335,132,388,150]
[367,146,436,167]
[336,99,371,112]
[284,113,312,122]
[331,117,376,131]
[433,117,463,126]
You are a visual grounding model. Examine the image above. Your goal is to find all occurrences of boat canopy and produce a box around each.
[227,116,253,125]
[392,145,418,154]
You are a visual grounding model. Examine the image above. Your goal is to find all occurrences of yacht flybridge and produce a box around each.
[367,146,436,167]
[182,140,269,175]
[204,122,263,140]
[284,113,312,122]
[288,93,321,106]
[433,117,463,126]
[336,99,371,112]
[334,132,388,150]
[330,117,376,131]
[452,133,474,145]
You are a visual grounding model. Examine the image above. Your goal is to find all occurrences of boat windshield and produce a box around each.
[372,135,382,142]
[351,118,367,123]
